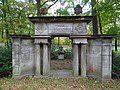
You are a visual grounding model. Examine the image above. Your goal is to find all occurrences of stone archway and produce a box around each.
[10,16,114,80]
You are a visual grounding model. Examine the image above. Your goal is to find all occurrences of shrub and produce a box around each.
[51,44,59,60]
[64,48,72,59]
[0,46,12,77]
[112,51,120,79]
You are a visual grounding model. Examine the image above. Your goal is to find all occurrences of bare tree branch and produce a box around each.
[41,1,48,8]
[48,0,58,9]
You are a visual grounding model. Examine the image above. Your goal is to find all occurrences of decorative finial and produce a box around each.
[74,4,82,15]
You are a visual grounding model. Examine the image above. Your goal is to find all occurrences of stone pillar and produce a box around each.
[48,44,51,74]
[81,44,87,77]
[73,44,79,76]
[12,38,21,78]
[43,44,49,75]
[72,38,87,77]
[34,37,51,76]
[101,39,112,80]
[35,44,41,76]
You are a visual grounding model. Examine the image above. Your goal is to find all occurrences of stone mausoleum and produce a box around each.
[10,16,114,80]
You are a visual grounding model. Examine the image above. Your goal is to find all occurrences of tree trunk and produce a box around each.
[36,0,41,16]
[91,0,98,35]
[98,13,103,34]
[115,39,117,51]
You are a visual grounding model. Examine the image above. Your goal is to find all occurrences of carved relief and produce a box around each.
[35,23,48,35]
[73,23,87,35]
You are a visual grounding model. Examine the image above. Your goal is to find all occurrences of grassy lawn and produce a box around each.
[0,77,120,90]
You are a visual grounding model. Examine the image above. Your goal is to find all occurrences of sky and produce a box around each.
[17,0,91,15]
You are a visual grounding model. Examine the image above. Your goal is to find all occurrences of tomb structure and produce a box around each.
[10,16,114,80]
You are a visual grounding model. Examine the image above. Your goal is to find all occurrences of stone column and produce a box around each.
[48,44,51,74]
[73,44,79,76]
[43,44,49,75]
[12,38,21,78]
[81,44,87,77]
[102,40,112,80]
[35,44,41,76]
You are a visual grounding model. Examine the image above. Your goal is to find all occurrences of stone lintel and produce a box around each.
[9,35,51,39]
[70,34,116,39]
[28,16,92,24]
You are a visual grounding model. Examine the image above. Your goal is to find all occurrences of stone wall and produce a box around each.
[87,38,112,80]
[11,36,113,80]
[12,38,35,78]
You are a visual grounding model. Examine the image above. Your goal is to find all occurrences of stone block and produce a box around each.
[35,23,48,35]
[35,22,88,36]
[73,38,87,44]
[102,45,110,55]
[102,39,112,44]
[20,39,34,76]
[102,56,110,68]
[34,39,48,44]
[88,39,102,45]
[73,23,87,35]
[48,23,72,35]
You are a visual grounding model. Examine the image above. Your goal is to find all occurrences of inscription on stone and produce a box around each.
[48,23,72,35]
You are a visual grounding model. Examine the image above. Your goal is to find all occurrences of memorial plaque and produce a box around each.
[48,23,72,35]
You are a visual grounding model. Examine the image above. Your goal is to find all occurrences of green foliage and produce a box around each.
[0,0,36,43]
[0,46,12,77]
[56,0,75,16]
[63,37,71,45]
[51,44,59,60]
[51,44,72,59]
[96,0,120,34]
[112,51,120,79]
[64,48,72,59]
[52,37,71,45]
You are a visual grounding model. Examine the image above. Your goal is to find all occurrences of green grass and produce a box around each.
[0,77,120,90]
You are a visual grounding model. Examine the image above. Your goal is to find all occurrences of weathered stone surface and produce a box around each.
[43,44,49,75]
[87,39,103,78]
[35,44,41,76]
[48,23,72,35]
[73,23,87,35]
[34,39,48,44]
[12,38,21,77]
[35,23,48,35]
[20,39,34,76]
[35,23,88,36]
[11,16,113,80]
[73,44,79,76]
[73,38,87,44]
[101,41,112,80]
[81,45,87,77]
[87,39,112,80]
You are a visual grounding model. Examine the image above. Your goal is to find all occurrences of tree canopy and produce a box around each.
[0,0,120,44]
